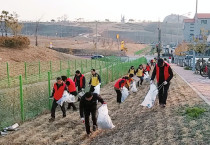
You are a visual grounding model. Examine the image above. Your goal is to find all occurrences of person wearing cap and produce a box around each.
[128,66,135,75]
[114,76,129,103]
[79,92,106,136]
[150,58,173,108]
[49,77,67,122]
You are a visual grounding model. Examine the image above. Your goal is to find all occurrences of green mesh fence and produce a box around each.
[0,57,147,130]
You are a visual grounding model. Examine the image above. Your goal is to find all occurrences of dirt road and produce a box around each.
[0,71,209,145]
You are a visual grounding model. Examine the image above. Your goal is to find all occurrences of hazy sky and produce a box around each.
[0,0,210,22]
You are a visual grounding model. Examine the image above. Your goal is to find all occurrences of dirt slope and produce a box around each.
[0,71,209,145]
[0,46,81,62]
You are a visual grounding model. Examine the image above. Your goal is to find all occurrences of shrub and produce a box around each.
[0,36,30,48]
[185,107,206,118]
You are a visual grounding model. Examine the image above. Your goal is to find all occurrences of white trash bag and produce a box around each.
[121,87,129,102]
[141,84,158,108]
[144,72,150,80]
[78,91,85,98]
[130,81,137,93]
[97,104,115,129]
[93,84,100,95]
[57,91,76,106]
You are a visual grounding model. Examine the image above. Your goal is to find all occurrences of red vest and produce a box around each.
[74,74,84,88]
[53,83,66,100]
[66,78,76,92]
[146,65,151,71]
[156,64,170,83]
[114,78,126,89]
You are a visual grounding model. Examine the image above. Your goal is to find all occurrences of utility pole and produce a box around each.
[158,28,161,58]
[95,21,98,55]
[192,0,198,72]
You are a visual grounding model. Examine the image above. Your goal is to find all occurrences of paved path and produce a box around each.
[171,64,210,105]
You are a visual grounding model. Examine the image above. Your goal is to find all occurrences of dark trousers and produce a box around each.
[51,99,66,118]
[137,76,143,86]
[77,86,82,92]
[89,85,95,93]
[158,83,170,105]
[115,89,122,103]
[67,91,77,109]
[85,110,97,134]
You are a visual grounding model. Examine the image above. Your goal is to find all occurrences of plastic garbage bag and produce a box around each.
[93,84,100,95]
[130,81,137,93]
[97,104,115,129]
[121,87,129,102]
[144,72,150,80]
[57,91,76,106]
[141,84,158,108]
[78,91,85,98]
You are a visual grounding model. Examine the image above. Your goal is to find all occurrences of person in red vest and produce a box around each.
[146,63,151,73]
[150,58,173,108]
[114,76,129,103]
[61,76,77,111]
[49,77,67,122]
[73,70,86,92]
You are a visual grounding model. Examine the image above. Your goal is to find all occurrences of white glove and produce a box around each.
[150,80,154,84]
[163,81,168,85]
[81,118,85,123]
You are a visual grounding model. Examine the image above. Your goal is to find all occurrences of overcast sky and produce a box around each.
[0,0,209,22]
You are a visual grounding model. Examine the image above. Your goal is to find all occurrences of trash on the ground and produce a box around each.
[130,81,137,93]
[4,123,19,131]
[121,87,129,102]
[57,91,76,106]
[0,131,8,136]
[93,84,100,95]
[97,104,115,129]
[141,84,158,108]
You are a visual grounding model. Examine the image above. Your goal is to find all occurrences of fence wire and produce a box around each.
[0,57,147,130]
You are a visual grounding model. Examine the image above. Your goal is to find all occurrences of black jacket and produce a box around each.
[151,64,173,83]
[79,93,104,118]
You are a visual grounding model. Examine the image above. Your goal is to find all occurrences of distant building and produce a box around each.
[183,13,210,42]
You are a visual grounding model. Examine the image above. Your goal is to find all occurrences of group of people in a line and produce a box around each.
[49,57,173,136]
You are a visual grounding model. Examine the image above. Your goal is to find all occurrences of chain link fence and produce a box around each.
[0,57,147,130]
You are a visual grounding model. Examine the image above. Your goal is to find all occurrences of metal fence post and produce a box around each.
[67,69,70,78]
[6,62,10,87]
[48,72,52,110]
[50,61,52,79]
[99,65,102,86]
[60,60,62,73]
[106,66,108,84]
[19,75,25,121]
[95,59,96,69]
